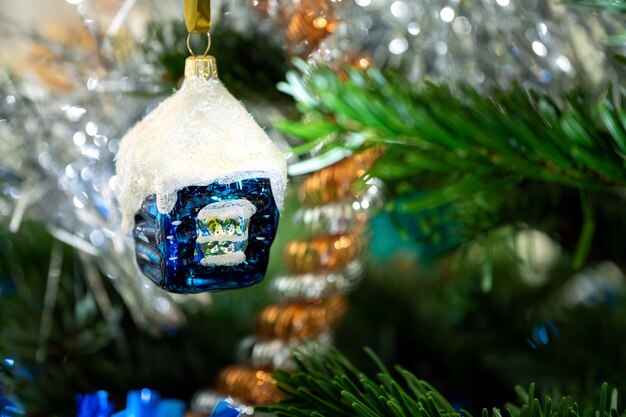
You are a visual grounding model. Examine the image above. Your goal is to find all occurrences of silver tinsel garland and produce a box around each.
[0,0,623,339]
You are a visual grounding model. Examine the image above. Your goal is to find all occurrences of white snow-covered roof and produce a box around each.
[115,76,287,233]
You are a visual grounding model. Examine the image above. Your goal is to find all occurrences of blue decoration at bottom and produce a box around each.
[78,389,185,417]
[210,399,245,417]
[155,400,185,417]
[76,391,115,417]
[134,178,280,293]
[1,359,25,417]
[123,389,160,417]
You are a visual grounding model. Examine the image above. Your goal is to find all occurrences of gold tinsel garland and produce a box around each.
[210,148,382,406]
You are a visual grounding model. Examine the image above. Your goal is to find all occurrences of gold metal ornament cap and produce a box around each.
[184,55,218,80]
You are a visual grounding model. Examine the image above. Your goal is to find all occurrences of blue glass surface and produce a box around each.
[210,399,244,417]
[155,399,185,417]
[76,391,115,417]
[124,389,160,417]
[133,178,280,293]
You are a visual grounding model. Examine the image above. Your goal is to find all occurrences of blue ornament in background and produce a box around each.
[0,398,25,417]
[82,389,186,417]
[76,391,115,417]
[1,358,25,417]
[155,400,185,417]
[122,389,160,417]
[527,321,560,350]
[190,391,249,417]
[116,56,287,294]
[134,179,280,293]
[209,399,245,417]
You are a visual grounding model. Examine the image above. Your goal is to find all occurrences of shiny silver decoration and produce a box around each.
[236,333,333,369]
[294,179,384,236]
[1,0,621,339]
[191,390,254,415]
[271,261,365,302]
[314,0,625,91]
[0,0,295,334]
[191,389,224,413]
[272,180,382,303]
[0,1,214,335]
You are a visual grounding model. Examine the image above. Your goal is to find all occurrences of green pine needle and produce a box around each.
[280,64,626,192]
[260,349,626,417]
[278,63,626,263]
[260,348,463,417]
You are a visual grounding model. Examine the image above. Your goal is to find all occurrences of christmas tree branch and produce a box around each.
[260,348,625,417]
[278,62,626,263]
[280,63,626,193]
[259,347,461,417]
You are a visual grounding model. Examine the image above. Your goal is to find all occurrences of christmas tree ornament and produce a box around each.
[284,231,365,274]
[190,391,252,417]
[116,0,287,293]
[284,0,339,56]
[216,366,282,405]
[76,389,187,417]
[213,149,383,407]
[247,0,339,57]
[255,296,348,339]
[208,398,248,417]
[293,178,384,235]
[236,333,332,369]
[270,265,363,301]
[117,389,161,417]
[299,147,382,206]
[0,360,24,417]
[76,391,115,417]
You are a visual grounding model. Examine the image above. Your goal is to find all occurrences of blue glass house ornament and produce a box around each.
[115,56,287,293]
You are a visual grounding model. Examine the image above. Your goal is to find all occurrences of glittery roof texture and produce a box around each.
[115,76,288,233]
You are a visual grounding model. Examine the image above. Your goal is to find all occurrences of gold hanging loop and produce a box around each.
[184,0,212,34]
[186,32,211,56]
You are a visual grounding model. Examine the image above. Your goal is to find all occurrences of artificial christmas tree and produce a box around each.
[0,0,624,415]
